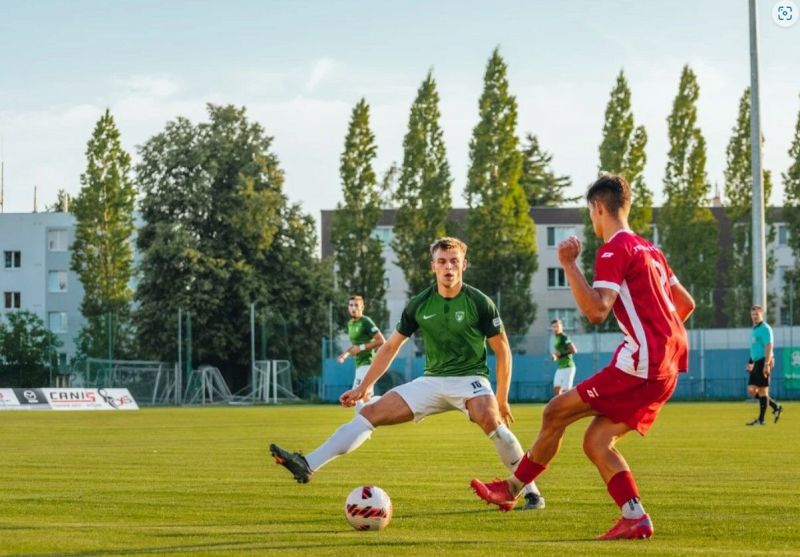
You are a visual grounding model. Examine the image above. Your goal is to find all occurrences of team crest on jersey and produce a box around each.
[455,311,465,322]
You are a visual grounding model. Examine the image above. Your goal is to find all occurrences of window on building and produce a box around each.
[547,267,568,288]
[48,271,68,292]
[548,308,578,331]
[47,229,68,251]
[777,223,790,246]
[58,352,68,368]
[48,312,68,333]
[371,226,394,246]
[4,251,21,268]
[546,226,576,247]
[3,292,21,309]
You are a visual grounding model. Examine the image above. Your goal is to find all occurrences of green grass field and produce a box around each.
[1,402,798,556]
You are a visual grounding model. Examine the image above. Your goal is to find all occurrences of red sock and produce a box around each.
[513,453,547,484]
[606,470,640,508]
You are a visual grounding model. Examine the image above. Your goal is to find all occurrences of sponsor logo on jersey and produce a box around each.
[423,314,436,320]
[601,252,615,258]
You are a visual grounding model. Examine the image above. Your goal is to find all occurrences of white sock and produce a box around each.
[621,497,646,519]
[305,414,375,471]
[488,425,541,497]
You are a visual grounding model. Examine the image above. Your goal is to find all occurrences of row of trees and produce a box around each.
[55,48,800,389]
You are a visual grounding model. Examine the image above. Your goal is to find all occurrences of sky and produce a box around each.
[0,0,799,228]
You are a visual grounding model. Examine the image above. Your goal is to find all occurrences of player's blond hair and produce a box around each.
[429,237,467,258]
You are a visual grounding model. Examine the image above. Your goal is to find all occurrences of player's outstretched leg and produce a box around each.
[269,443,313,483]
[596,514,654,540]
[470,478,518,512]
[487,425,545,510]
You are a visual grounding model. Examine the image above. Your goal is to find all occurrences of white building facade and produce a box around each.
[0,212,84,365]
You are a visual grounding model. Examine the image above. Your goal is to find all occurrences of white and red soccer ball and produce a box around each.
[344,485,392,531]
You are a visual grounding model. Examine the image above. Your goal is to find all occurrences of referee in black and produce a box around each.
[746,305,783,426]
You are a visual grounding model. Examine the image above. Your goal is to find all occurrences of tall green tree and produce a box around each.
[579,71,651,331]
[519,133,576,207]
[330,99,388,328]
[70,110,137,359]
[722,88,775,327]
[782,97,800,324]
[582,71,652,285]
[659,66,719,327]
[0,311,61,387]
[464,48,537,335]
[393,72,453,298]
[136,104,330,384]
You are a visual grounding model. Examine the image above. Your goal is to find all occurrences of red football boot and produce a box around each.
[470,478,518,512]
[596,514,654,540]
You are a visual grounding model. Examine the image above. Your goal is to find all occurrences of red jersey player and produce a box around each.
[471,174,695,540]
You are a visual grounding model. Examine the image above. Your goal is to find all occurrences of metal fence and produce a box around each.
[320,326,800,402]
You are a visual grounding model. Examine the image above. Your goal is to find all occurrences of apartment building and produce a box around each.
[0,212,84,364]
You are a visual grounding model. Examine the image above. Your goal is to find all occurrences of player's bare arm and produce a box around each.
[764,342,774,376]
[340,331,408,406]
[670,282,696,323]
[557,236,618,324]
[487,332,514,426]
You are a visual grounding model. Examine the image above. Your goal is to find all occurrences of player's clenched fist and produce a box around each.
[557,235,582,265]
[340,387,364,407]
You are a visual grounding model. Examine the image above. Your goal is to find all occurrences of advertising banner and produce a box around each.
[0,388,138,410]
[782,348,800,390]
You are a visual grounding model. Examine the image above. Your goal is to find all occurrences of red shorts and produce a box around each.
[576,365,678,435]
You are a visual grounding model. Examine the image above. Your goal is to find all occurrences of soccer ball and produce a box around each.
[344,485,393,531]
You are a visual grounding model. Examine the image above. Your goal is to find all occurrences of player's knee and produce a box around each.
[358,404,381,427]
[581,431,607,462]
[542,397,569,428]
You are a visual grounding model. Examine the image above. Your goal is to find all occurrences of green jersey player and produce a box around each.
[337,295,386,412]
[270,237,545,510]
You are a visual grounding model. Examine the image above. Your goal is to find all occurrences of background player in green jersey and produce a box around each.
[549,319,577,398]
[271,237,545,510]
[336,295,386,413]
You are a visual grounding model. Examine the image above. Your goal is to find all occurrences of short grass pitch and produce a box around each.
[1,402,797,556]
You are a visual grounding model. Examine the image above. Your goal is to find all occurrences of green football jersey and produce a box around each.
[553,332,575,369]
[396,283,504,377]
[348,315,380,367]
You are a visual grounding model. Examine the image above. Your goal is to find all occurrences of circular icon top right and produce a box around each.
[774,1,798,27]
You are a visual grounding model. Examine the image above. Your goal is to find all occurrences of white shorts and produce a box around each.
[553,366,576,390]
[353,365,375,396]
[390,375,494,423]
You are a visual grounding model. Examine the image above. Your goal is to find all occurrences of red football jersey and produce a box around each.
[592,230,689,379]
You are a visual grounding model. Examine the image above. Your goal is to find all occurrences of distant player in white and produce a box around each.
[549,319,577,398]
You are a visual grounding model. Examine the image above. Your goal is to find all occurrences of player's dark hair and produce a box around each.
[349,295,365,305]
[586,174,631,215]
[429,237,468,258]
[751,305,763,312]
[551,319,562,326]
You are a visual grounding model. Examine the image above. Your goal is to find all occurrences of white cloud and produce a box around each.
[114,75,182,98]
[305,58,338,93]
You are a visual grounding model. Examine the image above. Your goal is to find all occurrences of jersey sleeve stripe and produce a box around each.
[593,280,621,292]
[668,276,679,286]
